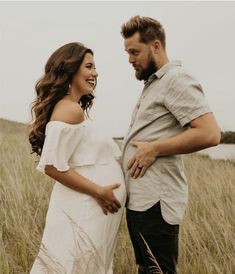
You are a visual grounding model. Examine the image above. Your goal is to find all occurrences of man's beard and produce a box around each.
[135,56,157,81]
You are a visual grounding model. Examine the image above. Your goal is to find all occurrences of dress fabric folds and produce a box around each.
[30,120,126,274]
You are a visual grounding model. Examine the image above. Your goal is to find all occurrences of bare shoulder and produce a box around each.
[50,99,84,125]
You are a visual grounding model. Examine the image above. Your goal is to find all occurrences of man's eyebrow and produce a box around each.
[125,48,136,52]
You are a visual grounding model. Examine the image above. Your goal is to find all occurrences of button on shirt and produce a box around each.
[121,60,211,224]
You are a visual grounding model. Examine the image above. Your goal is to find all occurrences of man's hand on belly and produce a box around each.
[127,141,159,179]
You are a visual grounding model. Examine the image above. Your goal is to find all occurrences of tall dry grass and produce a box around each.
[0,119,234,274]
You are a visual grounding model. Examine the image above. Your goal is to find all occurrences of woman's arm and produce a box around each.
[44,101,122,214]
[45,165,121,215]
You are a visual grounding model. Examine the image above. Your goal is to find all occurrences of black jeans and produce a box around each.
[126,202,179,274]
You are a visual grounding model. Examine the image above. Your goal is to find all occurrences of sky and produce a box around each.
[0,1,235,138]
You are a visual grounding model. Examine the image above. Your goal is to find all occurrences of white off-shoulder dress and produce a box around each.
[30,120,126,274]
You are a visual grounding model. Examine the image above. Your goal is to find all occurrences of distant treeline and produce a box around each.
[220,131,235,144]
[1,119,235,144]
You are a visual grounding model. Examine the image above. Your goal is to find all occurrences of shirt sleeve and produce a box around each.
[37,122,84,174]
[164,72,211,127]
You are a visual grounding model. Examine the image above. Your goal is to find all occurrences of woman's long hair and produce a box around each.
[29,42,95,156]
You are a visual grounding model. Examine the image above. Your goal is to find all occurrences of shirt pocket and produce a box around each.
[137,105,168,121]
[137,109,155,120]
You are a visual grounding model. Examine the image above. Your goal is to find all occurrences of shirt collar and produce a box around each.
[144,60,182,86]
[155,60,182,79]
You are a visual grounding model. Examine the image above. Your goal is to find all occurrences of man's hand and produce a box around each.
[127,141,159,179]
[126,114,220,180]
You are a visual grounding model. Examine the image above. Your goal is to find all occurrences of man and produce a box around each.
[120,16,221,274]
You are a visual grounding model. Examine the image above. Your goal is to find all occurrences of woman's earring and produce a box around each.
[69,84,72,89]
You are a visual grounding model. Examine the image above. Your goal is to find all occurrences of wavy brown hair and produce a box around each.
[29,42,95,156]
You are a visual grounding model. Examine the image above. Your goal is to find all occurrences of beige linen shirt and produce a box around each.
[121,60,211,224]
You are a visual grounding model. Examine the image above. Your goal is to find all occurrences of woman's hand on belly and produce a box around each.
[95,184,122,215]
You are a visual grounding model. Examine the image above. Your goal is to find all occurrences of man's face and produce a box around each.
[124,32,157,81]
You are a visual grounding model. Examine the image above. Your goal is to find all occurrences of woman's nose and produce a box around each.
[92,69,98,78]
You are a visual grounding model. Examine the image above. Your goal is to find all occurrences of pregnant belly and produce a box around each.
[74,161,126,203]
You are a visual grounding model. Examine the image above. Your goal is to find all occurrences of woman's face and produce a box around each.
[72,53,98,96]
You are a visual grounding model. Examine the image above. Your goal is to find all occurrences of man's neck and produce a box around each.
[156,54,169,71]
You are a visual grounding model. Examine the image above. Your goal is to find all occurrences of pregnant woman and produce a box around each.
[29,42,126,273]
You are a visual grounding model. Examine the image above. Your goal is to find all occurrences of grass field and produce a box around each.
[0,118,234,274]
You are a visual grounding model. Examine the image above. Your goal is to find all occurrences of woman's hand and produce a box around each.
[44,167,122,215]
[96,184,121,215]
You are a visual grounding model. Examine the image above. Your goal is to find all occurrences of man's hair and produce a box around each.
[121,15,166,48]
